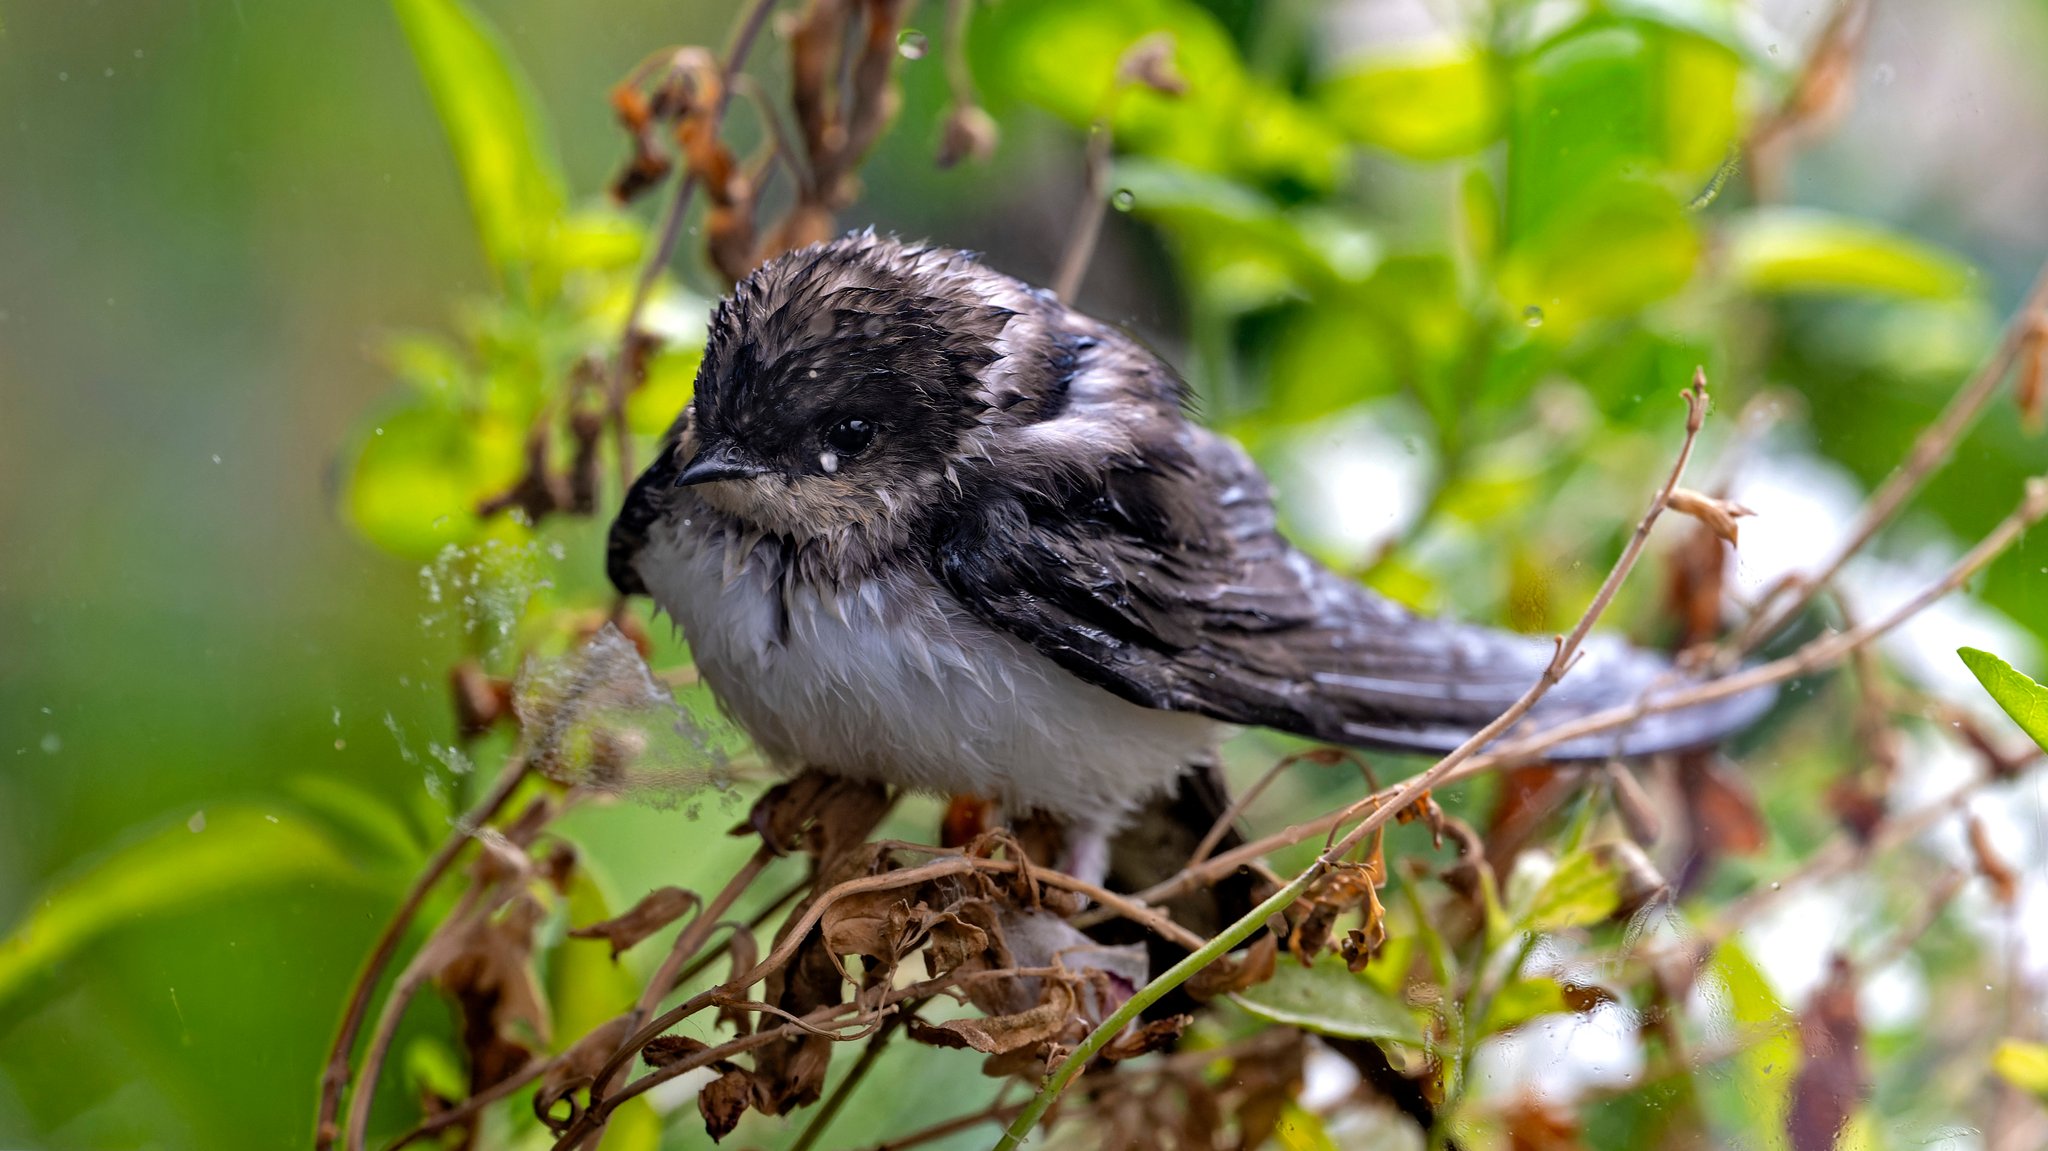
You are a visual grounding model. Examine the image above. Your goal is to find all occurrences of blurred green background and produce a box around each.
[8,1,2048,1148]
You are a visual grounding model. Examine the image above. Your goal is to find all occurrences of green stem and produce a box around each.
[992,869,1312,1149]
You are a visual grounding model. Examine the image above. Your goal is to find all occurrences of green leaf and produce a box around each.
[1959,647,2048,754]
[1481,976,1571,1035]
[1993,1039,2048,1099]
[1521,848,1623,932]
[1234,954,1427,1045]
[0,808,368,1004]
[1698,939,1797,1143]
[1725,209,1975,299]
[1320,48,1503,160]
[343,397,526,558]
[394,0,566,285]
[626,345,703,436]
[1499,178,1700,336]
[971,0,1343,189]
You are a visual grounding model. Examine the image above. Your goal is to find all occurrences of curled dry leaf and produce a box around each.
[1099,1013,1191,1063]
[1679,750,1767,858]
[1503,1093,1584,1151]
[1787,954,1866,1151]
[1666,488,1756,546]
[440,893,551,1092]
[569,885,702,959]
[642,1033,713,1068]
[1188,933,1278,1001]
[933,980,1079,1055]
[1966,814,2021,906]
[699,1064,755,1143]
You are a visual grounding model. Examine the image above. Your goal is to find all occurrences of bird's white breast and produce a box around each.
[636,515,1220,833]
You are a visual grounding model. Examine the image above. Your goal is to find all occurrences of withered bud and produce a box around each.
[451,660,513,739]
[1117,32,1187,97]
[2016,316,2048,434]
[1593,840,1670,920]
[936,103,999,169]
[1667,488,1756,546]
[1966,814,2021,907]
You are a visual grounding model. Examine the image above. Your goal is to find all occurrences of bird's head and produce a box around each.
[664,232,1074,546]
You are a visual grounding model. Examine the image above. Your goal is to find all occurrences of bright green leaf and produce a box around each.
[343,397,526,558]
[1725,209,1975,299]
[1320,48,1503,160]
[1522,848,1623,932]
[1272,1103,1343,1151]
[1959,647,2048,754]
[626,346,703,436]
[1234,954,1427,1045]
[1499,179,1700,336]
[1993,1039,2048,1099]
[1481,976,1571,1035]
[394,0,566,285]
[1699,939,1797,1143]
[0,808,368,1003]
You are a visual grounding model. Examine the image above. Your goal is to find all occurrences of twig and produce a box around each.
[1052,119,1114,303]
[991,372,1715,1150]
[869,1100,1028,1151]
[1726,257,2048,660]
[1188,755,1294,868]
[315,755,535,1151]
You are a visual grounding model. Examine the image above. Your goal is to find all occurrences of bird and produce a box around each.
[606,231,1770,883]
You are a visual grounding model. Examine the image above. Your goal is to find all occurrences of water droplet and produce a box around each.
[58,71,68,81]
[861,316,885,338]
[264,814,279,823]
[187,810,207,833]
[39,732,61,754]
[374,426,385,436]
[896,29,928,60]
[1522,305,1544,328]
[334,738,346,751]
[211,453,222,464]
[1111,188,1135,211]
[103,67,114,78]
[1770,882,1781,890]
[1874,62,1895,85]
[1768,43,1779,56]
[134,48,144,59]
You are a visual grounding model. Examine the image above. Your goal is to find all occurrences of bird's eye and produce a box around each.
[823,417,875,457]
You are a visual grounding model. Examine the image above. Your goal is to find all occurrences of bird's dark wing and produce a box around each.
[932,427,1770,759]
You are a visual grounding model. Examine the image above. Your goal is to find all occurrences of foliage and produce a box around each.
[8,1,2048,1150]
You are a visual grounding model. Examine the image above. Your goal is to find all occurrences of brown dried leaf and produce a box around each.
[569,886,702,959]
[905,1016,975,1049]
[1188,933,1278,1001]
[2019,322,2048,434]
[749,1033,832,1115]
[1680,751,1767,857]
[1667,488,1756,546]
[935,983,1077,1055]
[940,794,994,849]
[1665,514,1730,649]
[819,889,913,968]
[1787,955,1866,1151]
[537,840,577,895]
[699,1065,754,1143]
[1966,815,2021,906]
[1101,1014,1190,1063]
[1825,776,1886,845]
[438,894,551,1092]
[642,1034,713,1068]
[1505,1093,1585,1151]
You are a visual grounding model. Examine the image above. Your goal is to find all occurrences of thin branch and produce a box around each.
[992,371,1715,1150]
[382,1053,557,1151]
[1726,258,2048,659]
[316,755,535,1151]
[1052,120,1114,303]
[869,1101,1028,1151]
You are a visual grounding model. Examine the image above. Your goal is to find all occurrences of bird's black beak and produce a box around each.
[672,442,769,487]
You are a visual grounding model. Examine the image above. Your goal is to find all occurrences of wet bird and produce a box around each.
[607,232,1768,880]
